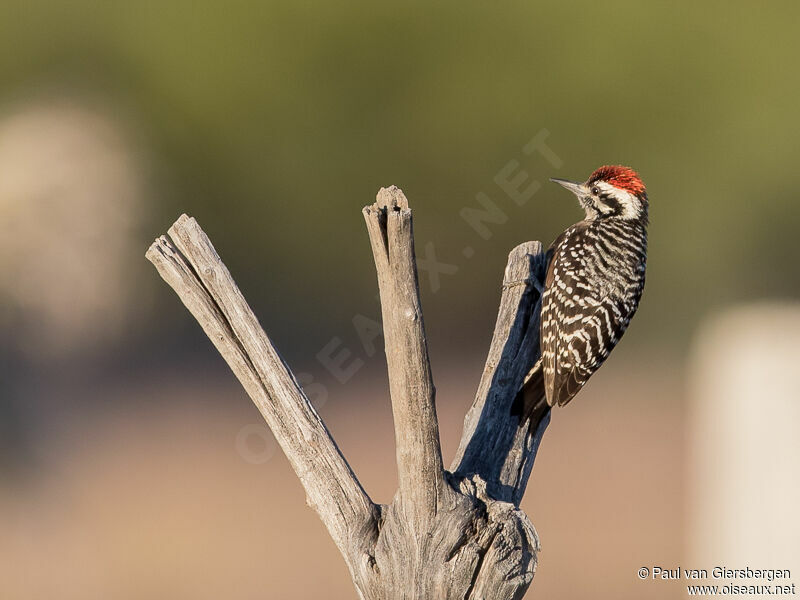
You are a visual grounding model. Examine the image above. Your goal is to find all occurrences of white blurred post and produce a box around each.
[688,303,800,572]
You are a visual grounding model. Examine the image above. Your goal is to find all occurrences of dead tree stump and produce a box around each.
[146,186,550,599]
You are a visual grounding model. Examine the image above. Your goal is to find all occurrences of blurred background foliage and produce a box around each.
[2,0,797,363]
[1,2,798,598]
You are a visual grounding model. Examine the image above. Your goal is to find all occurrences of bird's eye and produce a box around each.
[591,187,600,195]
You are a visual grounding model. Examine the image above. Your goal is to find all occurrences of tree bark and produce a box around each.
[363,187,445,526]
[451,241,550,506]
[146,187,550,599]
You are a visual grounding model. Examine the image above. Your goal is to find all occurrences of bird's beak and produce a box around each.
[550,178,586,198]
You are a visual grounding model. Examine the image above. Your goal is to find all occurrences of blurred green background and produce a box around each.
[1,2,798,599]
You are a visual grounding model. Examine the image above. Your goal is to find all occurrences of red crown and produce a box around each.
[588,165,646,197]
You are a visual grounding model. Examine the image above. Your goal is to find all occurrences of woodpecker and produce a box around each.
[517,165,648,427]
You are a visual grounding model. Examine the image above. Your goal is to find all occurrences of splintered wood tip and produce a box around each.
[375,186,409,210]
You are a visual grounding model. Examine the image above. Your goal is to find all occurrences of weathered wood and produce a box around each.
[451,241,551,505]
[146,218,378,566]
[363,187,445,525]
[147,188,550,599]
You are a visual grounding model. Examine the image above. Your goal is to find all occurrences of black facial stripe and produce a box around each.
[598,192,621,215]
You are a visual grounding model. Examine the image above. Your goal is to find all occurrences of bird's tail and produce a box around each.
[511,359,550,434]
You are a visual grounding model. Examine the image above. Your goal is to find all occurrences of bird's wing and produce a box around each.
[543,291,628,407]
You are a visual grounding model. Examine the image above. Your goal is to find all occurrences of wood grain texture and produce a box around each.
[147,189,550,599]
[146,219,378,567]
[451,241,551,505]
[363,186,444,525]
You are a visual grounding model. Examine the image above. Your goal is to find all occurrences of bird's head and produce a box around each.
[551,165,648,223]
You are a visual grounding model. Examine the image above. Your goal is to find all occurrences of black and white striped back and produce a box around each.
[539,218,647,406]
